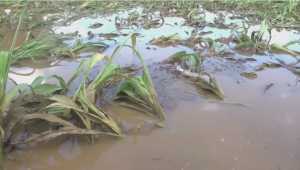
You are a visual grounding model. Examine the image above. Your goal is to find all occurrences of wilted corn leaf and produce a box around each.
[47,95,122,136]
[71,42,108,53]
[258,20,268,42]
[176,66,226,100]
[13,127,120,144]
[112,44,165,119]
[168,51,189,60]
[0,83,28,114]
[264,83,274,94]
[282,40,300,48]
[238,41,255,47]
[150,33,182,46]
[287,68,300,77]
[3,106,28,142]
[24,31,35,43]
[87,57,120,91]
[269,43,298,56]
[131,120,164,132]
[19,113,75,127]
[3,106,31,153]
[240,72,257,79]
[29,21,47,29]
[189,55,196,70]
[7,113,119,145]
[167,51,201,70]
[238,34,251,42]
[88,23,103,29]
[268,63,282,68]
[29,84,61,95]
[143,18,164,30]
[19,75,67,100]
[79,1,98,9]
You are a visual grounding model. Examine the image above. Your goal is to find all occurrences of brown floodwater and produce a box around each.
[2,6,300,170]
[4,67,300,170]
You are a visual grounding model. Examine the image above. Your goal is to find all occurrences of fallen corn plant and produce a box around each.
[112,47,166,120]
[149,33,183,47]
[60,33,166,120]
[176,65,226,100]
[49,38,108,58]
[1,34,165,166]
[167,50,202,71]
[0,5,165,166]
[165,51,225,100]
[230,20,298,56]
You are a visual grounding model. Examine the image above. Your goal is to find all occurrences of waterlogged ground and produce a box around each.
[3,6,300,170]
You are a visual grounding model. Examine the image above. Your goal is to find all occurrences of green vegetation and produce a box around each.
[0,1,300,27]
[0,4,166,168]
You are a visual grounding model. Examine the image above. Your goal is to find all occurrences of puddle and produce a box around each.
[2,5,300,170]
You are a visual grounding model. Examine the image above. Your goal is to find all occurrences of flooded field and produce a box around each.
[2,3,300,170]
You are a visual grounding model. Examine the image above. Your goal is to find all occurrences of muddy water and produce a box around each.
[3,7,300,170]
[5,68,300,170]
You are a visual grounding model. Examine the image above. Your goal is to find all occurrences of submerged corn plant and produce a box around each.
[230,20,299,55]
[112,45,166,120]
[166,51,226,100]
[50,33,166,124]
[167,50,202,71]
[0,4,166,167]
[0,4,28,167]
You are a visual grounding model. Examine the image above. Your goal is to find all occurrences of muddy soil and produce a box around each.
[2,6,300,170]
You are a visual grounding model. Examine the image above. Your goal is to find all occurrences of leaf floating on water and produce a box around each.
[88,23,103,29]
[255,67,265,71]
[264,83,274,94]
[12,127,119,144]
[268,63,282,68]
[198,31,213,36]
[217,50,234,56]
[99,33,118,39]
[149,33,183,47]
[209,100,250,108]
[240,72,258,79]
[155,122,165,127]
[287,68,300,76]
[245,58,257,61]
[130,120,164,132]
[276,58,285,65]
